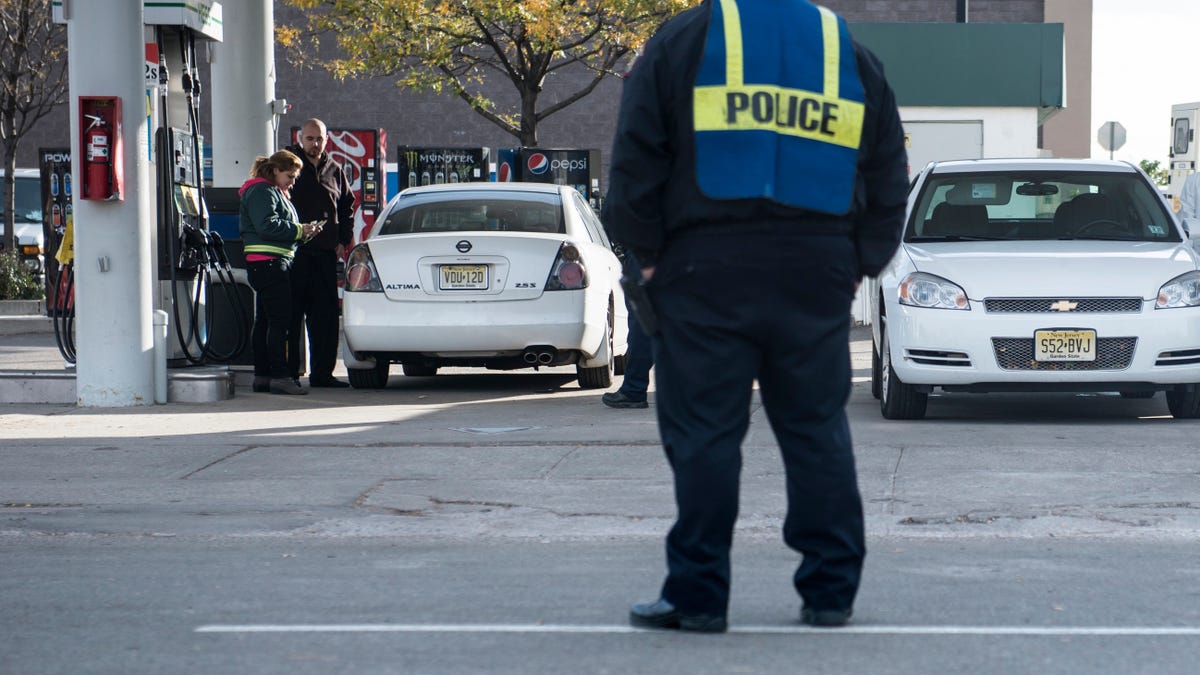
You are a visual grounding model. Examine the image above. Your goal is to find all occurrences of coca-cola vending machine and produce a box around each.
[291,127,388,246]
[397,147,490,190]
[495,148,602,207]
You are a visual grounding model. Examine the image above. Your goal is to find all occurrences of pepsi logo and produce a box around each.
[498,161,512,182]
[526,153,549,175]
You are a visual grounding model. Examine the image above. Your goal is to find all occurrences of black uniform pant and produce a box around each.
[649,231,864,618]
[246,257,293,379]
[287,249,341,380]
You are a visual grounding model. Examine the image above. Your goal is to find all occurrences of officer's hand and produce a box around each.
[641,266,655,282]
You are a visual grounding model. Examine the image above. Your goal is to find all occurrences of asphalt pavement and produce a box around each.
[5,317,1200,673]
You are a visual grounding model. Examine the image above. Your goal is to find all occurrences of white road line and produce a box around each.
[194,624,1200,636]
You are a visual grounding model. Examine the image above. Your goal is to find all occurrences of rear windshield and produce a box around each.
[376,191,564,235]
[906,170,1179,243]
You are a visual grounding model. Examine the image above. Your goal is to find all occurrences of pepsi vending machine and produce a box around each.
[291,127,388,247]
[397,147,490,190]
[495,148,602,207]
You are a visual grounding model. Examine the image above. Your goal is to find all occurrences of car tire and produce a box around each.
[348,359,390,389]
[1166,385,1200,418]
[577,319,614,389]
[402,363,438,377]
[879,328,928,420]
[870,341,883,400]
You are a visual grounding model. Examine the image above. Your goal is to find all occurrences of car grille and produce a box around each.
[984,298,1143,314]
[992,337,1137,371]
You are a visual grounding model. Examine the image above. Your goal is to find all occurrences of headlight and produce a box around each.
[897,272,970,310]
[1156,271,1200,309]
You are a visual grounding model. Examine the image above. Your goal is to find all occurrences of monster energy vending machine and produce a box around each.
[397,147,490,191]
[39,147,72,315]
[495,148,602,208]
[290,127,388,247]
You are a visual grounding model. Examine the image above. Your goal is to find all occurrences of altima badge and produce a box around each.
[1049,300,1078,312]
[456,240,472,253]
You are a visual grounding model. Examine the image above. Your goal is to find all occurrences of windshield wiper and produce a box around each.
[908,235,1007,242]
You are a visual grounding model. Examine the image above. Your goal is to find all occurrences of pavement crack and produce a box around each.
[887,446,905,515]
[179,446,259,479]
[352,480,389,508]
[538,446,579,479]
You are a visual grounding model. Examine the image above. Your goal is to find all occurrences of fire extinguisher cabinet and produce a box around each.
[78,96,123,201]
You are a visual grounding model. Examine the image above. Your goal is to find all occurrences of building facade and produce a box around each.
[17,0,1091,182]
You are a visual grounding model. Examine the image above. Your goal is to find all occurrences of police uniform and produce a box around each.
[602,0,908,629]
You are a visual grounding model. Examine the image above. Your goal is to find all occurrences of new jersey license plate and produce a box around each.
[1034,329,1096,362]
[439,264,488,290]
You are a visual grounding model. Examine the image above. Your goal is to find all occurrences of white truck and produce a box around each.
[1167,101,1200,213]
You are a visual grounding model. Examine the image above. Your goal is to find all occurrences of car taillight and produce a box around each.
[545,241,589,291]
[344,244,383,292]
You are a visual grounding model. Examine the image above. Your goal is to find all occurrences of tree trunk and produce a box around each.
[2,144,16,256]
[518,87,539,147]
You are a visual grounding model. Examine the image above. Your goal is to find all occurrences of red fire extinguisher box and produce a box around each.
[78,96,123,201]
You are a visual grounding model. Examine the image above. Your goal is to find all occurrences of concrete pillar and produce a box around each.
[209,0,275,187]
[66,1,156,406]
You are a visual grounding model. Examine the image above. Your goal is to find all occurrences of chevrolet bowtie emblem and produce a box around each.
[1049,300,1078,312]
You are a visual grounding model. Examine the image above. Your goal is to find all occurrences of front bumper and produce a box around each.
[885,300,1200,388]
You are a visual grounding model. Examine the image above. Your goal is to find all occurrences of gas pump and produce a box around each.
[152,23,248,366]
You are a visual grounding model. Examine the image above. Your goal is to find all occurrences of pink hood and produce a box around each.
[238,177,273,197]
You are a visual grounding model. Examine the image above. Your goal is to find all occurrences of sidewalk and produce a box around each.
[0,311,876,405]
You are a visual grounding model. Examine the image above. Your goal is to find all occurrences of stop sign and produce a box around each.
[1098,121,1126,152]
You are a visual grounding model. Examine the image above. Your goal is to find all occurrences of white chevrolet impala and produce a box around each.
[868,159,1200,419]
[341,183,628,389]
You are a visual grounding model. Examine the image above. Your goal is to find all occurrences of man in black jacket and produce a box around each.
[285,118,357,388]
[602,0,909,633]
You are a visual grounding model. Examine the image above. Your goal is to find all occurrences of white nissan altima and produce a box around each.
[868,158,1200,419]
[341,182,628,389]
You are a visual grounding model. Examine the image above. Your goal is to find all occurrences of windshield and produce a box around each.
[0,177,43,223]
[906,170,1179,243]
[377,191,564,235]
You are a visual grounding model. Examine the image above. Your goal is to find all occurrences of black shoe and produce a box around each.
[602,391,648,409]
[269,378,308,395]
[629,598,727,633]
[252,376,270,393]
[800,606,853,627]
[310,376,350,388]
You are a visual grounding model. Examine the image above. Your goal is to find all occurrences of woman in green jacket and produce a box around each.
[239,150,320,395]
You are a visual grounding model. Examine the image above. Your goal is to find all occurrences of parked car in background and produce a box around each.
[868,159,1200,419]
[0,169,45,282]
[341,182,628,389]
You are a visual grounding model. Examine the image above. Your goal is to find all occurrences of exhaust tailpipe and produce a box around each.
[523,346,557,366]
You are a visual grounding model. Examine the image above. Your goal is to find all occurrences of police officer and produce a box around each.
[285,118,357,388]
[602,0,908,633]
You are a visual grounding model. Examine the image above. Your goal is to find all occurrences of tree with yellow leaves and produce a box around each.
[280,0,697,146]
